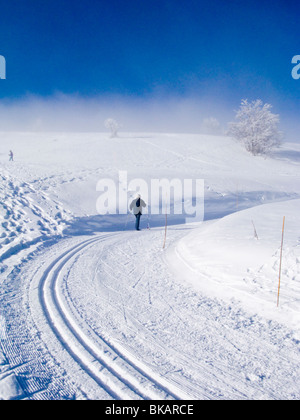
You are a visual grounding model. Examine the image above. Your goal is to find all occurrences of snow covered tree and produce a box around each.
[227,99,282,156]
[202,117,221,135]
[104,118,120,138]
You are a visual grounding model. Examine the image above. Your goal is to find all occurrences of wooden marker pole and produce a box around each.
[277,216,286,307]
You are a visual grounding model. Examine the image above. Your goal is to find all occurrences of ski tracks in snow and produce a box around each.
[28,233,188,400]
[1,227,300,400]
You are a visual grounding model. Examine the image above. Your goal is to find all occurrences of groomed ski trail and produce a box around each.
[29,233,190,400]
[2,225,300,400]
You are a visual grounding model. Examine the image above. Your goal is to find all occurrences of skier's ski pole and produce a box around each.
[124,212,131,230]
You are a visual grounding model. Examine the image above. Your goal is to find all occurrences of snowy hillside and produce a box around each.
[169,200,300,328]
[0,132,299,400]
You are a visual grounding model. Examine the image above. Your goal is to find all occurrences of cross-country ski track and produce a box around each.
[1,224,299,400]
[30,233,188,400]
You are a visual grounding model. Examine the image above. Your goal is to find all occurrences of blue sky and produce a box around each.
[0,0,299,137]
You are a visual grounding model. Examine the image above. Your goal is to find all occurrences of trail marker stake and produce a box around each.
[277,216,285,307]
[162,193,168,249]
[252,220,259,240]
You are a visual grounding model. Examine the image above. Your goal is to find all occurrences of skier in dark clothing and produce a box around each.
[9,150,14,161]
[129,194,146,231]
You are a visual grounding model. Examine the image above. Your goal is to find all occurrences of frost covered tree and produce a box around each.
[202,117,221,134]
[104,118,120,138]
[227,99,282,156]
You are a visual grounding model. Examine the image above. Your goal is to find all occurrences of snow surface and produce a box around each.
[0,132,299,400]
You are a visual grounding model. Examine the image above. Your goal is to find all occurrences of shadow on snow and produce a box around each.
[62,190,299,236]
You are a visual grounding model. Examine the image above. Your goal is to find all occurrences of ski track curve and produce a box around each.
[3,225,300,400]
[34,233,187,400]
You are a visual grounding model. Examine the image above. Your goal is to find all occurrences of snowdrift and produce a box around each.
[169,199,300,330]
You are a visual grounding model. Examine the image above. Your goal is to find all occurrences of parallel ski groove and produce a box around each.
[37,234,181,400]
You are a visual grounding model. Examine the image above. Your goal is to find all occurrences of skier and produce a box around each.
[9,150,14,161]
[129,194,146,231]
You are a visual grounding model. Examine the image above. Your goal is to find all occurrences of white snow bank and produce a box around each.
[0,373,24,400]
[170,199,300,331]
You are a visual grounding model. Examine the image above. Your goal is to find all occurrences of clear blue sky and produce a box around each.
[0,0,299,135]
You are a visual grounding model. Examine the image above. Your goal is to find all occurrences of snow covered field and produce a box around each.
[0,132,299,400]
